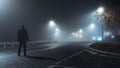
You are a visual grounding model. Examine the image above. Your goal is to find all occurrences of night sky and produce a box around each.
[0,0,103,41]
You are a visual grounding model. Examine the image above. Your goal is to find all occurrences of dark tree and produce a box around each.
[102,0,120,29]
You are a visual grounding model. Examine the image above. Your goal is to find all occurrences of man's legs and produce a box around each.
[18,42,22,56]
[23,42,27,56]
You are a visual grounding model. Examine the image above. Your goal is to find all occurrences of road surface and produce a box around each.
[0,42,91,68]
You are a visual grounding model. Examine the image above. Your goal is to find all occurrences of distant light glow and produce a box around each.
[79,29,83,33]
[0,0,5,5]
[0,0,8,7]
[92,36,96,41]
[54,32,58,36]
[75,33,78,37]
[55,28,59,36]
[0,0,12,13]
[72,32,75,35]
[97,7,104,14]
[111,35,115,39]
[97,37,102,41]
[104,31,111,36]
[55,28,59,32]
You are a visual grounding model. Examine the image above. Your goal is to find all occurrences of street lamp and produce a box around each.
[79,29,83,33]
[54,28,60,42]
[90,23,95,29]
[96,6,105,40]
[97,7,104,14]
[49,20,56,41]
[49,20,55,27]
[97,37,102,41]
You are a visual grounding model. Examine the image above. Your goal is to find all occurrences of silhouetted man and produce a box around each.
[17,25,29,56]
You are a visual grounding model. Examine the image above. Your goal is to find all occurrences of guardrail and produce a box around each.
[0,41,52,48]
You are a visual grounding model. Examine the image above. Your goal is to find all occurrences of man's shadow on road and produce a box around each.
[27,56,58,61]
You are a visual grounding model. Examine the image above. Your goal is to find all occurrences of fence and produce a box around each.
[0,41,51,48]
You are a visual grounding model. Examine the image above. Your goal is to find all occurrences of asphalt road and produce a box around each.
[0,42,91,68]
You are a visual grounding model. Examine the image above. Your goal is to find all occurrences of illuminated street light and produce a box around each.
[97,7,104,14]
[49,20,55,27]
[97,37,102,41]
[90,23,95,29]
[49,20,56,41]
[79,29,83,33]
[96,6,105,40]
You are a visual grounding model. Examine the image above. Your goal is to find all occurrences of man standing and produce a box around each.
[17,25,29,56]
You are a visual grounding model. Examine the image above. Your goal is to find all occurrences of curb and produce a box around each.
[87,47,120,57]
[47,65,76,68]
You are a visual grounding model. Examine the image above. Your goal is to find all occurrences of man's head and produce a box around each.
[21,25,25,29]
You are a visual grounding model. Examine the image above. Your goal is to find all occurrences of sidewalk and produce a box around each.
[90,41,120,54]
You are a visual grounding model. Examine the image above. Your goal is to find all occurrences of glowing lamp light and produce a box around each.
[79,29,83,33]
[49,20,55,27]
[97,7,104,14]
[97,37,102,41]
[0,0,12,13]
[90,23,95,29]
[111,35,115,39]
[55,28,59,32]
[55,28,59,36]
[75,33,78,37]
[0,0,9,7]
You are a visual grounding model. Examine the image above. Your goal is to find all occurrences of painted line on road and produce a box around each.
[48,65,76,68]
[28,47,53,53]
[28,44,63,53]
[0,43,52,50]
[27,43,52,50]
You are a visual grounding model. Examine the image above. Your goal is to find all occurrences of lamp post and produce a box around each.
[96,7,105,40]
[54,28,59,42]
[49,20,55,41]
